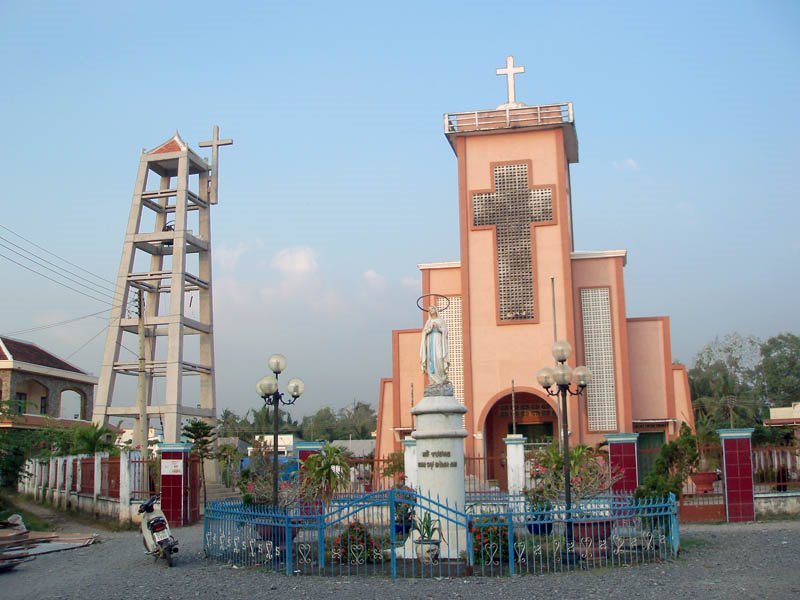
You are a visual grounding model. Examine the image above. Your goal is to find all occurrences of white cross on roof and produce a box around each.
[496,55,525,107]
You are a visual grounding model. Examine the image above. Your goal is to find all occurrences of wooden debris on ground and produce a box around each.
[0,514,98,572]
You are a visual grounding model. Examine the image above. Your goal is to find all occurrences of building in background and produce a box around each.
[0,335,96,429]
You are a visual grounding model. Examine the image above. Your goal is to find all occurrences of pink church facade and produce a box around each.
[376,84,693,488]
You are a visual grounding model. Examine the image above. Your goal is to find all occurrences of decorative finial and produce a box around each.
[496,55,526,109]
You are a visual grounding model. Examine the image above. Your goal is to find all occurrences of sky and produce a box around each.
[0,1,798,423]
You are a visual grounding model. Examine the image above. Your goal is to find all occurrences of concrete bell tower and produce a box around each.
[93,127,232,445]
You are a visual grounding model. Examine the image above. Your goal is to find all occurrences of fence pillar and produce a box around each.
[402,438,417,490]
[93,453,102,517]
[55,457,65,507]
[503,434,527,495]
[160,442,193,527]
[118,450,131,525]
[718,428,755,522]
[48,457,57,504]
[63,457,73,510]
[605,433,639,493]
[36,460,44,501]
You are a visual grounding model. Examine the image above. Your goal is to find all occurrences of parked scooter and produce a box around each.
[138,494,178,566]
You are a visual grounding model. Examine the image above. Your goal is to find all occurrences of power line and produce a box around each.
[0,240,120,303]
[0,251,117,305]
[0,233,121,299]
[2,308,114,336]
[0,223,116,287]
[66,324,109,359]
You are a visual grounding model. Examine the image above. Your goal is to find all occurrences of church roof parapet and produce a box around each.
[571,249,628,267]
[444,102,578,162]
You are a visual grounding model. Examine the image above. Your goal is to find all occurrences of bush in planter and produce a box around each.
[469,515,523,566]
[331,520,384,564]
[526,444,623,504]
[635,423,699,499]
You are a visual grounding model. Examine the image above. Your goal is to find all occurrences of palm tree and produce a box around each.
[301,444,351,507]
[72,423,116,454]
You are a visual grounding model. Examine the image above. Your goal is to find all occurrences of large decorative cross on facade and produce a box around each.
[199,125,233,205]
[472,163,553,321]
[496,55,525,106]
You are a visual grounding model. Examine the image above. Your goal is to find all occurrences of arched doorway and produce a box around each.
[483,391,558,489]
[59,389,86,420]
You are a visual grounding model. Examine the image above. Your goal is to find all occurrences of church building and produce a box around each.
[375,57,694,488]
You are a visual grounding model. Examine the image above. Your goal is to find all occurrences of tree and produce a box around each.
[216,443,243,488]
[217,408,242,438]
[72,423,116,454]
[689,333,762,401]
[337,402,377,439]
[182,419,217,506]
[301,407,340,441]
[689,333,766,436]
[760,333,800,408]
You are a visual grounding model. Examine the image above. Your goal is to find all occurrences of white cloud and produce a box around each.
[362,269,387,293]
[612,158,639,171]
[270,247,319,277]
[215,242,249,272]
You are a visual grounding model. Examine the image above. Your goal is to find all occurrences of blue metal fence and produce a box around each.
[204,490,678,578]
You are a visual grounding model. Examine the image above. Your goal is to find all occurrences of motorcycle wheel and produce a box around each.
[164,547,173,567]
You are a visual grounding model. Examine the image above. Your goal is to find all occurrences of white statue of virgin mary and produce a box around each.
[420,306,450,385]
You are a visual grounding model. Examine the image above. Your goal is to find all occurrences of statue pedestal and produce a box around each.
[410,391,467,559]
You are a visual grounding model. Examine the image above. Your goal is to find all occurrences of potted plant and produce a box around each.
[527,444,622,542]
[522,459,556,535]
[393,484,415,538]
[236,439,305,545]
[522,493,554,535]
[300,444,351,510]
[692,421,721,493]
[412,512,440,564]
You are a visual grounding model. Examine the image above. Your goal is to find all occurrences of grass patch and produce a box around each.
[0,495,52,531]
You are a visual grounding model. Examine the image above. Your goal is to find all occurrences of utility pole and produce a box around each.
[136,290,148,478]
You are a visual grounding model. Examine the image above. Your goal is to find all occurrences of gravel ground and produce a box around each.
[3,500,800,600]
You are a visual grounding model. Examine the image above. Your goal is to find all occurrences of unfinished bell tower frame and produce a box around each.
[93,128,232,443]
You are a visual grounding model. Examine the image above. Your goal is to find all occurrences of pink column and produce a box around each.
[605,433,639,494]
[719,428,755,522]
[159,443,193,527]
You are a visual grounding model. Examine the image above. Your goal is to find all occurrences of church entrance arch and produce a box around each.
[482,390,558,490]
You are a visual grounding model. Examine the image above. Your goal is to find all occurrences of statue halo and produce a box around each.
[416,294,450,313]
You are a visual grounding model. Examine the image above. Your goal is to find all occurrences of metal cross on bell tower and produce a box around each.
[93,127,233,445]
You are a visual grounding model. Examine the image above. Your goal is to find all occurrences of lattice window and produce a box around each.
[437,296,464,406]
[581,288,617,431]
[472,163,552,321]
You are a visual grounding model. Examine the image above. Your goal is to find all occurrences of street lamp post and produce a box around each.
[536,340,592,551]
[256,354,304,508]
